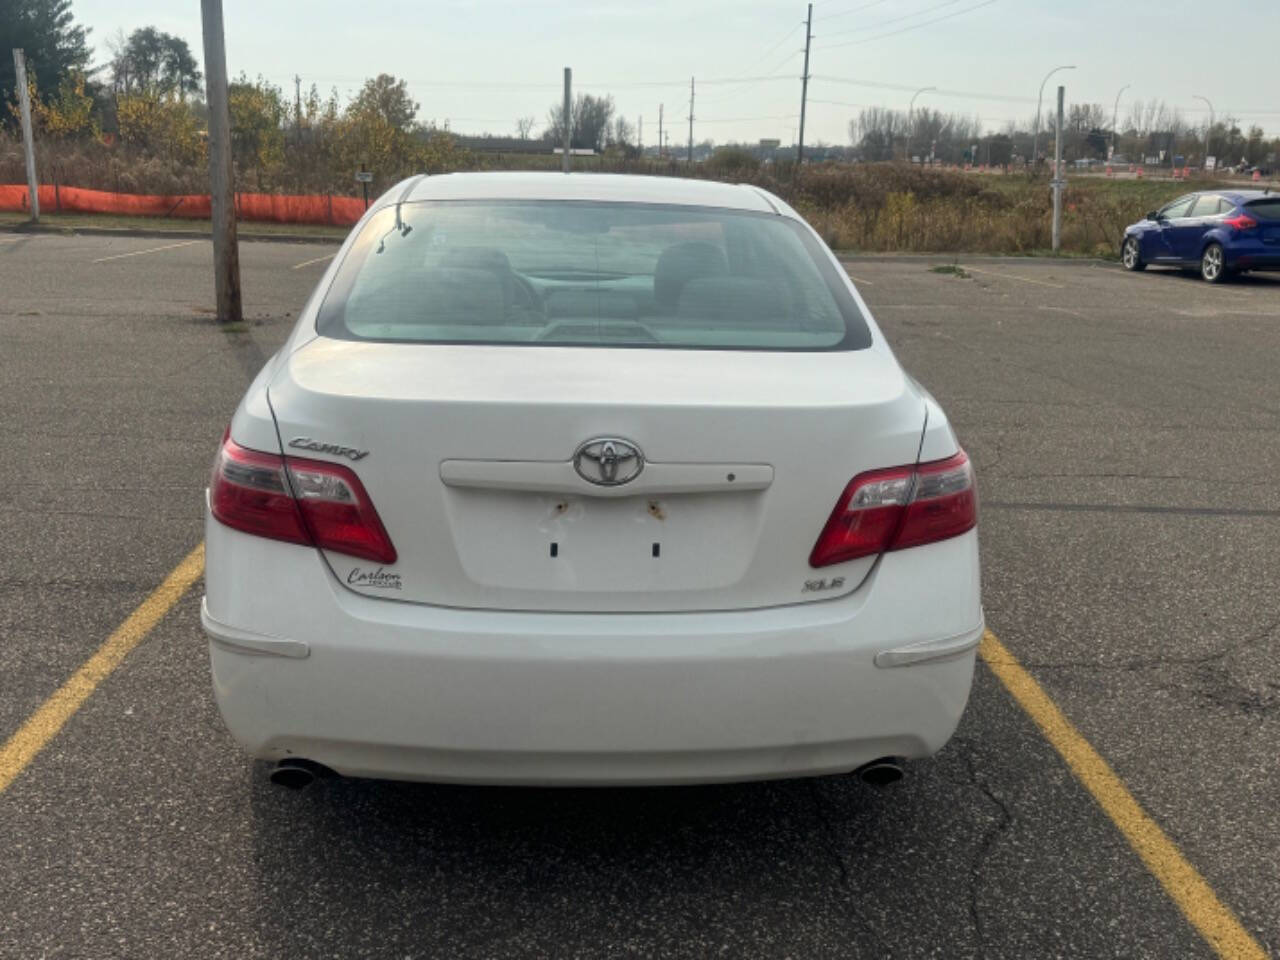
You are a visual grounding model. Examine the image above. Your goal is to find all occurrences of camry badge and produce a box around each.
[573,437,644,486]
[288,437,369,461]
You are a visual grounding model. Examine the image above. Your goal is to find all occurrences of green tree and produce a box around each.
[0,0,92,120]
[115,90,203,165]
[107,26,202,99]
[32,69,95,137]
[350,73,418,132]
[228,75,286,189]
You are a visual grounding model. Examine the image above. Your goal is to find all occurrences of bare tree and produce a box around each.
[611,115,634,147]
[544,93,615,152]
[515,115,536,139]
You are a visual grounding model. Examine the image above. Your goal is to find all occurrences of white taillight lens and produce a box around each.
[809,450,977,568]
[210,434,397,564]
[210,436,310,547]
[891,452,977,551]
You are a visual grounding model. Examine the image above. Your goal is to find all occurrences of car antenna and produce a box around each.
[376,174,427,253]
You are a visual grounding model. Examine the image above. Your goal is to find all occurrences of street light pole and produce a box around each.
[907,86,935,164]
[1032,64,1075,168]
[1110,83,1130,160]
[1193,95,1215,171]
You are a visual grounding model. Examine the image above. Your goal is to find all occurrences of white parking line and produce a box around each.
[291,252,336,270]
[965,265,1066,289]
[847,274,874,286]
[91,240,202,264]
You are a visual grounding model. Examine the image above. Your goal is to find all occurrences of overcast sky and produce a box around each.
[70,0,1280,144]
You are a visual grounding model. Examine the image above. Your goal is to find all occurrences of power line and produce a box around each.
[809,98,1018,126]
[696,114,801,124]
[818,0,963,40]
[817,0,998,49]
[757,21,804,63]
[756,46,804,82]
[812,74,1036,104]
[816,0,892,24]
[263,73,796,91]
[696,67,797,107]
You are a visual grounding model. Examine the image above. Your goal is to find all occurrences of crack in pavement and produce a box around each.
[1010,617,1280,673]
[805,779,895,958]
[962,747,1014,960]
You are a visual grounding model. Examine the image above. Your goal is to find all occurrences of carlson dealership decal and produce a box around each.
[347,567,402,590]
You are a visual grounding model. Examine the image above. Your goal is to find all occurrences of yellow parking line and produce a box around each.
[0,544,205,796]
[980,630,1267,960]
[291,252,336,270]
[0,545,1267,960]
[965,265,1065,288]
[91,240,202,264]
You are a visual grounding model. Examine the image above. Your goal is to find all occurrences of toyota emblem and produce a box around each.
[573,437,644,486]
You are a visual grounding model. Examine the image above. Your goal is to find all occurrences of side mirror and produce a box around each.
[1146,210,1160,221]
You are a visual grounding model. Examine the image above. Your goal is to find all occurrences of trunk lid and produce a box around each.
[268,338,925,612]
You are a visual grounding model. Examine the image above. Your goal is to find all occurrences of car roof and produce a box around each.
[1191,188,1275,202]
[402,172,779,214]
[1224,189,1276,202]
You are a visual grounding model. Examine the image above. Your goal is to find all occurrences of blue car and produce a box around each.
[1121,190,1280,283]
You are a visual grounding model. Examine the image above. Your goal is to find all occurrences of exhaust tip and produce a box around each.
[856,757,905,787]
[268,758,334,790]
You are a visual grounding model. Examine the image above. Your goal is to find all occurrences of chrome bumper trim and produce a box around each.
[201,598,310,659]
[875,622,984,668]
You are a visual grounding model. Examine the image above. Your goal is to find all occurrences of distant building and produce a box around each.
[453,136,553,155]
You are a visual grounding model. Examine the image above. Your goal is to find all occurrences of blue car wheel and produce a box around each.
[1122,236,1145,271]
[1201,242,1227,283]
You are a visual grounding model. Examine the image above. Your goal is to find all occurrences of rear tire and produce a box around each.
[1121,236,1145,271]
[1201,243,1227,283]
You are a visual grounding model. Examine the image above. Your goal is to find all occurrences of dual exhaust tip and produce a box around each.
[268,757,905,789]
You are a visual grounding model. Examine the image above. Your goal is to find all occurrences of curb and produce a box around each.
[0,223,345,245]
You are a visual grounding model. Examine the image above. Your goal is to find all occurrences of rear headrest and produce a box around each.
[415,267,508,325]
[653,241,729,312]
[439,246,514,305]
[675,277,789,328]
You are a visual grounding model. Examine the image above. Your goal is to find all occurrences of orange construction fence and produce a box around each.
[0,184,367,227]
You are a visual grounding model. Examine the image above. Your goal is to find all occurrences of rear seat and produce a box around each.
[675,277,789,328]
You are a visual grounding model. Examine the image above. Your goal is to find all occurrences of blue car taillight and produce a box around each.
[1223,213,1258,233]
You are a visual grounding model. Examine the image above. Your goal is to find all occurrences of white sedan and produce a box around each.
[202,172,982,788]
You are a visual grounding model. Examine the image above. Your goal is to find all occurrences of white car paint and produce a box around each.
[203,173,982,785]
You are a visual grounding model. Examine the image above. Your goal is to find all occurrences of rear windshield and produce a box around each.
[315,200,871,351]
[1244,198,1280,220]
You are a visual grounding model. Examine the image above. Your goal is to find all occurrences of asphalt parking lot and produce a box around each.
[1,231,1277,959]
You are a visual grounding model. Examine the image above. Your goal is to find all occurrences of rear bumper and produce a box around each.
[203,506,982,786]
[1223,240,1280,270]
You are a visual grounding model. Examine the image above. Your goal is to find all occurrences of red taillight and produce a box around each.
[211,436,397,564]
[1224,213,1257,232]
[809,450,976,568]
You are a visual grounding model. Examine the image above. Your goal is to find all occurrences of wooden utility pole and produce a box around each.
[1051,84,1064,253]
[294,74,303,145]
[200,0,242,324]
[12,49,39,222]
[562,67,572,173]
[796,3,813,169]
[687,78,694,164]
